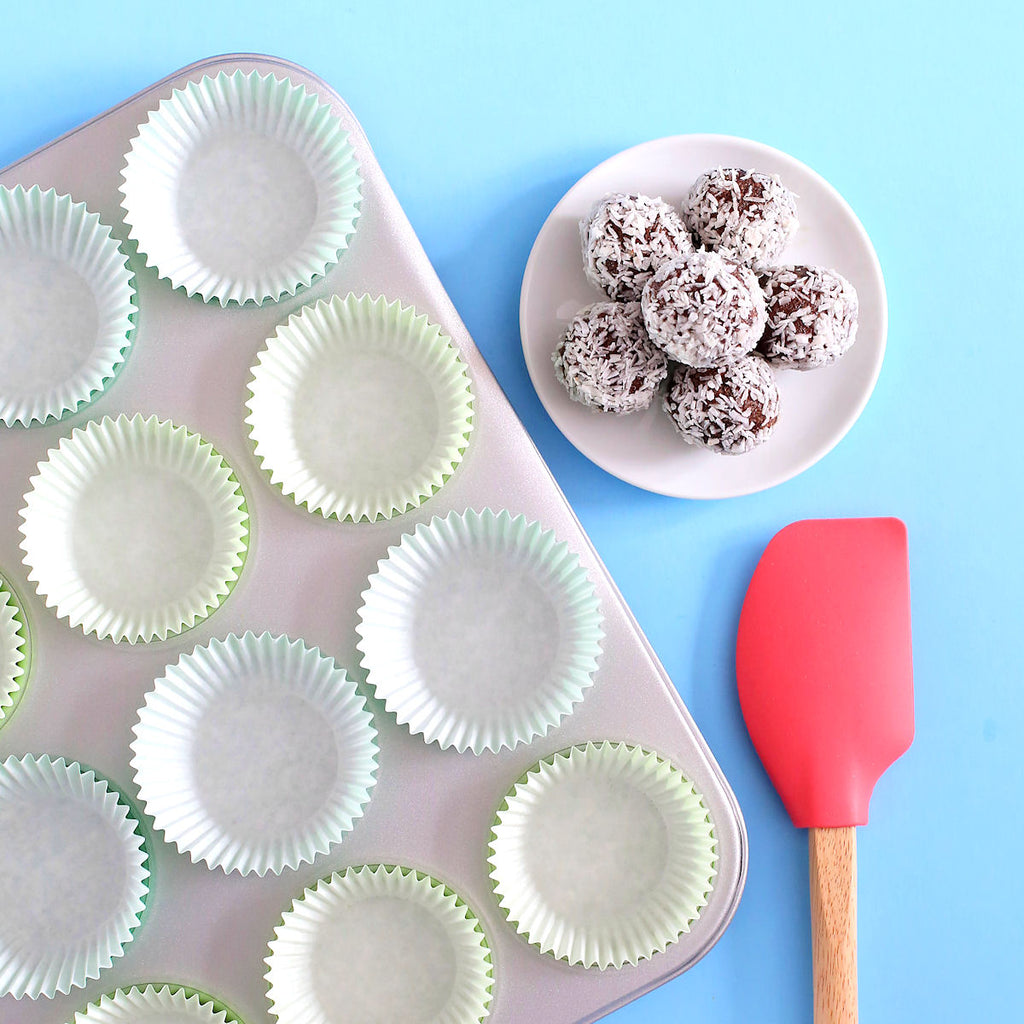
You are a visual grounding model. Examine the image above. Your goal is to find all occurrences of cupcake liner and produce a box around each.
[356,508,603,753]
[70,983,243,1023]
[246,293,474,522]
[488,741,717,969]
[0,185,137,426]
[130,631,378,876]
[1,573,29,725]
[0,754,150,999]
[120,69,362,306]
[19,413,249,644]
[266,864,493,1024]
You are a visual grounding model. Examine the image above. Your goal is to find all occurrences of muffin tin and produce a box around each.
[0,54,746,1023]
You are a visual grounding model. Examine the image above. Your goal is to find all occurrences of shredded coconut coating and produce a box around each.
[641,250,766,367]
[684,168,798,265]
[580,193,692,301]
[757,265,859,370]
[553,301,668,414]
[663,355,780,455]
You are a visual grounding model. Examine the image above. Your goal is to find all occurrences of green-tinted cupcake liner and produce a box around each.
[355,508,603,753]
[19,413,249,644]
[69,983,244,1024]
[131,632,378,876]
[0,572,29,726]
[488,741,717,969]
[0,754,150,999]
[0,185,137,426]
[266,864,493,1024]
[120,69,361,306]
[246,293,474,522]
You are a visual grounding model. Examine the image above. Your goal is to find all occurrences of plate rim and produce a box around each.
[519,132,888,499]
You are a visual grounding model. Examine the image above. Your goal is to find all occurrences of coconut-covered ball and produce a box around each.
[553,301,669,414]
[757,265,859,370]
[641,250,766,367]
[684,168,798,265]
[663,355,780,455]
[580,193,692,301]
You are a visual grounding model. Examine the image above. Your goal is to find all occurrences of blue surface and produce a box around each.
[1,2,1021,1021]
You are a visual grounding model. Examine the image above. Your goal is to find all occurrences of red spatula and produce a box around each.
[736,518,914,1024]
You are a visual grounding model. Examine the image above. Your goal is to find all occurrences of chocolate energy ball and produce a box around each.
[641,250,766,367]
[684,168,798,265]
[758,265,859,369]
[663,355,780,455]
[553,301,669,414]
[580,193,692,301]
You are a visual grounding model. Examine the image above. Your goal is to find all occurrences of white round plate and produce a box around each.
[520,134,887,499]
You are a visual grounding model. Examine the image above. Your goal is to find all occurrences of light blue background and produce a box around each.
[1,2,1020,1021]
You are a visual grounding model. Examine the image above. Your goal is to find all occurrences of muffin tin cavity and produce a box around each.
[0,573,29,727]
[0,185,136,427]
[120,70,362,306]
[130,632,378,876]
[356,508,603,754]
[70,984,244,1024]
[246,293,474,522]
[489,742,717,969]
[266,865,493,1024]
[0,755,149,1000]
[19,414,249,644]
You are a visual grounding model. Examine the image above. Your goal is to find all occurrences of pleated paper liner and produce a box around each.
[355,508,603,753]
[18,414,249,644]
[69,983,244,1024]
[120,69,361,306]
[0,755,150,1000]
[0,185,136,426]
[488,741,718,970]
[0,572,29,726]
[246,293,474,522]
[266,864,493,1024]
[131,632,378,876]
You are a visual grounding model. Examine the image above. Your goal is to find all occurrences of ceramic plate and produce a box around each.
[520,134,886,498]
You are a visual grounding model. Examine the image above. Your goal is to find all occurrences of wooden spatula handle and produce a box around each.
[809,826,857,1023]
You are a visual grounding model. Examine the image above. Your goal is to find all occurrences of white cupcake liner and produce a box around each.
[0,754,150,999]
[246,293,474,522]
[120,69,362,306]
[266,864,493,1024]
[355,508,604,753]
[130,631,378,876]
[0,185,136,426]
[488,741,718,969]
[19,413,249,644]
[70,983,243,1024]
[1,573,29,725]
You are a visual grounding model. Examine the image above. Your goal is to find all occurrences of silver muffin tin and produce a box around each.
[0,53,746,1024]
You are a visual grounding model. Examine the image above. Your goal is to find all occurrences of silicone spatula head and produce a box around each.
[736,518,914,828]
